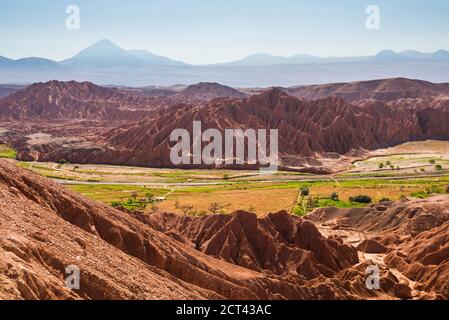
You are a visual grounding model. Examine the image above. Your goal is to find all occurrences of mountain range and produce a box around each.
[2,78,449,172]
[2,40,449,86]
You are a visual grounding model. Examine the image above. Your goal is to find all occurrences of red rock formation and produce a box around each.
[286,78,449,103]
[0,80,166,122]
[174,82,247,101]
[309,196,449,300]
[3,79,449,170]
[0,159,410,300]
[143,211,358,279]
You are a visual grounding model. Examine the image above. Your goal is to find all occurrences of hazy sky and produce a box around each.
[1,0,448,64]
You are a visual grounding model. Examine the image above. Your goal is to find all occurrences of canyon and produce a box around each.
[1,158,449,300]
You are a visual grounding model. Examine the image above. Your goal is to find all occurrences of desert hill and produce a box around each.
[286,78,449,103]
[2,159,449,299]
[2,79,449,171]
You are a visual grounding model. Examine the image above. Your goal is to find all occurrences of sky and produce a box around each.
[1,0,449,64]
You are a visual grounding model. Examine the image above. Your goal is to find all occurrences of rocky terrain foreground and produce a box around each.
[1,159,448,300]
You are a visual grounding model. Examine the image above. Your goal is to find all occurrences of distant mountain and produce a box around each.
[286,78,449,103]
[128,49,185,66]
[61,39,145,69]
[176,82,246,100]
[0,84,24,98]
[0,56,13,67]
[399,50,430,59]
[370,50,404,62]
[229,49,449,66]
[430,50,449,60]
[1,41,449,86]
[371,49,449,62]
[224,53,327,66]
[62,39,186,69]
[13,57,69,71]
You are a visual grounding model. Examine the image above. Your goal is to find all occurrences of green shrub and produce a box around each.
[349,195,372,204]
[300,186,310,197]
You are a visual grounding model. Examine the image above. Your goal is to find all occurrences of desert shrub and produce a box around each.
[330,192,339,201]
[208,202,230,214]
[349,195,372,204]
[429,159,436,164]
[435,164,443,171]
[379,197,391,203]
[378,163,384,169]
[300,186,310,197]
[175,200,194,215]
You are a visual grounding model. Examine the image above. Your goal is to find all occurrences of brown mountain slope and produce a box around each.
[49,88,447,169]
[3,79,449,170]
[139,210,358,279]
[308,196,449,299]
[0,80,165,122]
[286,78,449,103]
[0,159,412,300]
[175,82,247,101]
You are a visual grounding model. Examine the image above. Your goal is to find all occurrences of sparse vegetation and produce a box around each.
[208,202,230,214]
[175,200,195,215]
[300,186,310,197]
[349,195,372,204]
[0,144,17,159]
[330,192,339,201]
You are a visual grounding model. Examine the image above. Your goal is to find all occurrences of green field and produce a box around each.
[0,144,17,159]
[11,140,449,216]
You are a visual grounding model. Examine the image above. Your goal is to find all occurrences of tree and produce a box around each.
[180,205,194,216]
[149,203,159,214]
[130,191,138,200]
[378,163,384,169]
[145,192,155,202]
[300,186,310,197]
[330,192,339,201]
[436,164,443,171]
[208,202,230,214]
[175,200,194,215]
[429,159,436,164]
[349,195,372,204]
